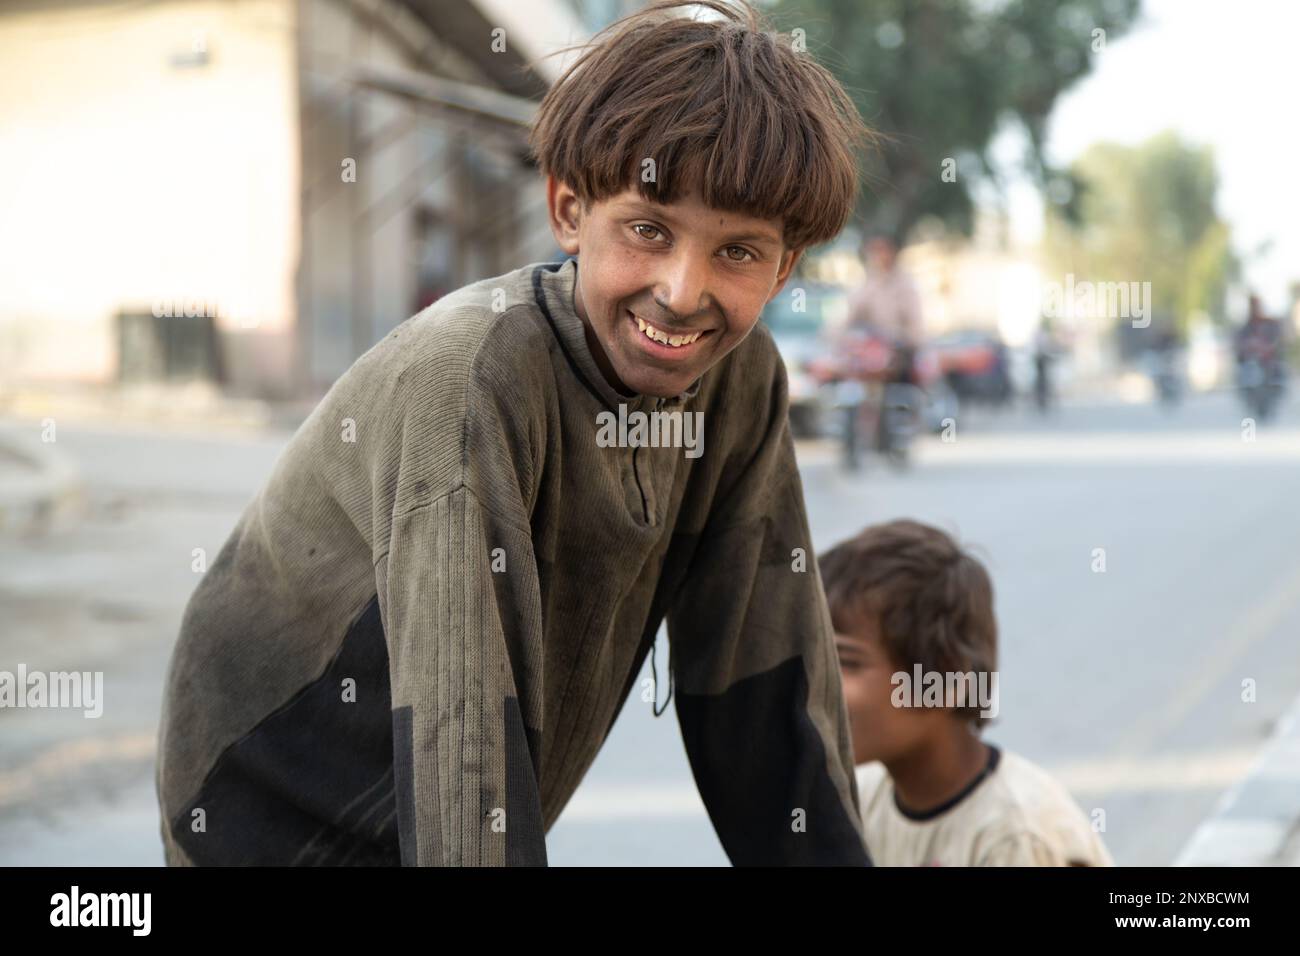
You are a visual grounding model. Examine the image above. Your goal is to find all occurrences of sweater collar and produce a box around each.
[532,256,704,412]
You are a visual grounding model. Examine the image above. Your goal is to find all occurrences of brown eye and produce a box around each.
[633,224,662,241]
[723,245,754,263]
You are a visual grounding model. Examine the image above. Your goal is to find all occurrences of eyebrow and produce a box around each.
[616,200,783,247]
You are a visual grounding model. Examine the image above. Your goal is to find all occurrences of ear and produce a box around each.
[547,175,583,256]
[767,247,806,302]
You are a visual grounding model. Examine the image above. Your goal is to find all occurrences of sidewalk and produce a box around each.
[1173,693,1300,866]
[0,380,319,435]
[0,380,318,537]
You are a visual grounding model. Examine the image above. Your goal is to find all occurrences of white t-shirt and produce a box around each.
[855,745,1114,866]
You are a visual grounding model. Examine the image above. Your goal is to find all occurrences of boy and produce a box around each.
[155,0,875,866]
[819,519,1114,866]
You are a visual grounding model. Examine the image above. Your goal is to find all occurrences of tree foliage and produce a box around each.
[1044,130,1238,335]
[770,0,1142,240]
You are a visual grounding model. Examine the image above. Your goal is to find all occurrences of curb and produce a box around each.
[1173,694,1300,866]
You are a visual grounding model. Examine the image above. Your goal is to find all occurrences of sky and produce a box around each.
[1001,0,1299,316]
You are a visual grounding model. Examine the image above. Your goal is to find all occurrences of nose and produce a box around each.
[652,247,711,324]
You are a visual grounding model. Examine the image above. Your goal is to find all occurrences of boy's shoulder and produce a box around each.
[296,260,555,473]
[969,749,1112,866]
[854,759,889,804]
[307,261,558,457]
[365,261,555,387]
[977,749,1085,821]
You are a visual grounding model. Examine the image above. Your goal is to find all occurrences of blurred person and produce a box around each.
[819,519,1115,866]
[1234,293,1287,420]
[833,234,928,462]
[846,233,925,386]
[155,0,874,867]
[1235,293,1285,364]
[1031,321,1057,412]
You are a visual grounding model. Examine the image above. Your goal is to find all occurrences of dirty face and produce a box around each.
[547,177,803,398]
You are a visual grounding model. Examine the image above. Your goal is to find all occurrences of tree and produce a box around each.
[1043,130,1238,341]
[770,0,1142,241]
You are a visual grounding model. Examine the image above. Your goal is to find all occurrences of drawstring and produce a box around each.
[650,633,674,716]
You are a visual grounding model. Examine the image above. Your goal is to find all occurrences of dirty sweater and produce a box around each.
[155,255,870,866]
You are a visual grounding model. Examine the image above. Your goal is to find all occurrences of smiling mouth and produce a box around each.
[626,309,715,353]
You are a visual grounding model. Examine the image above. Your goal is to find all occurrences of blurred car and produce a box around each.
[761,282,849,438]
[929,330,1014,405]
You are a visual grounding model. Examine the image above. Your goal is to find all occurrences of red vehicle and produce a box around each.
[929,331,1014,405]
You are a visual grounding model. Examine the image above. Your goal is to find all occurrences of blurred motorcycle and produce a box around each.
[1237,345,1286,421]
[805,327,941,470]
[1234,304,1287,421]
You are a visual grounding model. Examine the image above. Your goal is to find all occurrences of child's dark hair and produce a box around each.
[526,0,875,253]
[819,519,997,726]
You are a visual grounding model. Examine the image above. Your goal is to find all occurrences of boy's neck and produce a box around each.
[886,728,992,818]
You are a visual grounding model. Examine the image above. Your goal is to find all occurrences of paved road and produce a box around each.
[3,387,1299,865]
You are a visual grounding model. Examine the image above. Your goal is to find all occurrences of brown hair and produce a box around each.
[818,520,997,725]
[526,0,875,253]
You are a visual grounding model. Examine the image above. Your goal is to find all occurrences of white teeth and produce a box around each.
[632,311,704,348]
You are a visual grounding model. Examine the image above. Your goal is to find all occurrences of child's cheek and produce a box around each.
[838,675,872,756]
[838,671,866,714]
[870,667,901,713]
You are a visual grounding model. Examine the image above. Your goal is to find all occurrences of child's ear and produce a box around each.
[547,175,583,256]
[768,247,805,300]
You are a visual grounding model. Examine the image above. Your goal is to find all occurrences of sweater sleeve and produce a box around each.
[665,349,872,866]
[375,489,547,866]
[370,361,547,867]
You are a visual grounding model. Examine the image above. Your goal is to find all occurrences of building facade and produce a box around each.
[0,0,614,400]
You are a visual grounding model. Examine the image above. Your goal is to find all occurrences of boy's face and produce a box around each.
[547,177,803,398]
[835,616,947,767]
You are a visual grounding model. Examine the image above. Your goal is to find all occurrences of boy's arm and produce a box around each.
[371,366,547,867]
[665,350,871,866]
